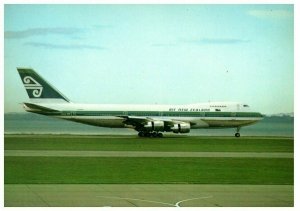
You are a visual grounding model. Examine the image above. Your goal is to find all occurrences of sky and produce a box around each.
[4,4,294,114]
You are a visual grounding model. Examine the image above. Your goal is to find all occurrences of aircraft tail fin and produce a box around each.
[17,68,70,103]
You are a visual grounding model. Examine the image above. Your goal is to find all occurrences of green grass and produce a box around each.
[4,135,294,152]
[5,135,294,185]
[5,157,293,185]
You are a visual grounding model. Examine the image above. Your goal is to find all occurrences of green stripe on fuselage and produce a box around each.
[47,111,263,118]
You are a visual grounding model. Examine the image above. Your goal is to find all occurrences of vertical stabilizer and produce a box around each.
[17,68,70,103]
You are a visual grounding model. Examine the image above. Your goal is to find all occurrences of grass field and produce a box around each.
[5,157,293,184]
[5,135,294,185]
[4,135,293,152]
[4,135,294,206]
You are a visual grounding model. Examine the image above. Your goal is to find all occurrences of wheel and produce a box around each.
[235,133,240,137]
[157,133,163,138]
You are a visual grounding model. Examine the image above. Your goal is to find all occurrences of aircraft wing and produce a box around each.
[117,115,189,128]
[117,115,151,126]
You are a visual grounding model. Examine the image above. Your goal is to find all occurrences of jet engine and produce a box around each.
[144,121,164,131]
[171,123,191,133]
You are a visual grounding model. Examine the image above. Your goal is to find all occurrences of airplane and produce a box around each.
[17,68,264,138]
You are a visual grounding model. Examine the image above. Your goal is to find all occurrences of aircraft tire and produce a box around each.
[235,133,240,138]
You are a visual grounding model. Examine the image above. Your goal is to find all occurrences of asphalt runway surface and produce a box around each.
[4,150,293,158]
[5,184,293,207]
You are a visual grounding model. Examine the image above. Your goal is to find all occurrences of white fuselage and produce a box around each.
[24,101,263,130]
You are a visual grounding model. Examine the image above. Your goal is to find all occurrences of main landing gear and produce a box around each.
[235,127,241,138]
[138,131,163,138]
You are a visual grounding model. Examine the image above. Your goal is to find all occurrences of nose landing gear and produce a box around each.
[235,127,241,137]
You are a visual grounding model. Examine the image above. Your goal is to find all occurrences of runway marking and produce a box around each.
[4,150,294,158]
[26,184,50,207]
[175,196,213,207]
[97,195,212,207]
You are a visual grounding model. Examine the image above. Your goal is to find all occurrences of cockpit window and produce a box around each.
[243,104,249,107]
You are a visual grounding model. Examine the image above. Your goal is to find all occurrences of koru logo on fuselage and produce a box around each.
[23,76,43,97]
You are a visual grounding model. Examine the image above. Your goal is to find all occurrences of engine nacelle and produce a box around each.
[171,123,191,133]
[144,121,164,131]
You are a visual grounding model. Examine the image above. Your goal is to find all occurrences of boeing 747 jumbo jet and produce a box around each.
[17,68,263,137]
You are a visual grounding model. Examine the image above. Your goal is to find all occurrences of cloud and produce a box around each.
[24,42,106,50]
[183,38,250,45]
[247,9,293,19]
[5,27,85,39]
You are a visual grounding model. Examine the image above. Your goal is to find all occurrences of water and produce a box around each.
[4,113,294,137]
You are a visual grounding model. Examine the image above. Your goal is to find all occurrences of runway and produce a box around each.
[4,150,294,158]
[5,184,293,207]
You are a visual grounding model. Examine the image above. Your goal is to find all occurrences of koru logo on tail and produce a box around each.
[23,76,43,97]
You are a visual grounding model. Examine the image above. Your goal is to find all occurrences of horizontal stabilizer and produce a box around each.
[23,102,58,112]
